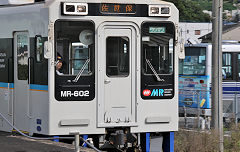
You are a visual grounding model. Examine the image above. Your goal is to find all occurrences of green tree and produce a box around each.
[192,0,237,11]
[165,0,211,22]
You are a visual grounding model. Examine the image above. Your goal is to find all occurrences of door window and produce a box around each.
[17,34,28,80]
[106,37,129,77]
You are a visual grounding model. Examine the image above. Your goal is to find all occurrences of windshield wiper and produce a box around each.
[72,59,90,82]
[145,59,163,82]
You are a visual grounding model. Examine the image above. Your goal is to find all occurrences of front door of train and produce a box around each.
[97,22,138,127]
[13,32,30,131]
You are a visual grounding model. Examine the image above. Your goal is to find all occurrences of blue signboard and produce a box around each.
[179,75,210,109]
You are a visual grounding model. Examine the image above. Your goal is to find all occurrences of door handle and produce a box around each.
[104,79,111,84]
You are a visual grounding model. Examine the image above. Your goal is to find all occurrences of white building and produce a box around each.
[204,9,240,21]
[232,10,240,18]
[179,22,212,44]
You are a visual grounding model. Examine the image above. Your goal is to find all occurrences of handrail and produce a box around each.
[28,57,34,84]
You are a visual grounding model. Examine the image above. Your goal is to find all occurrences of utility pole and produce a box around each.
[212,0,224,151]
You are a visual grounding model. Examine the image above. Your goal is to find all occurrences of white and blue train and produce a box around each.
[0,0,180,150]
[179,42,240,118]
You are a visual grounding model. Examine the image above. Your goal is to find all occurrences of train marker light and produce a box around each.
[161,7,170,15]
[148,5,171,17]
[63,3,88,15]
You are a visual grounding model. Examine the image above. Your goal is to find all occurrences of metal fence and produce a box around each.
[179,89,240,130]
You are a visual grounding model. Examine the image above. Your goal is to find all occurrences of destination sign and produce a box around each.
[100,3,136,14]
[149,27,166,33]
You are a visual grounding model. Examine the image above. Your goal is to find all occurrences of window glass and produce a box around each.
[222,53,232,80]
[195,30,201,35]
[179,47,206,75]
[36,36,44,62]
[142,25,174,75]
[17,34,28,80]
[238,54,240,80]
[55,21,94,76]
[106,37,129,77]
[71,43,90,75]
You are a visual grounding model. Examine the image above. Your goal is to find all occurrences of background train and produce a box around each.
[179,42,240,124]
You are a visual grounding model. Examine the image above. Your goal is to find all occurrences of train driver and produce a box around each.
[56,55,63,75]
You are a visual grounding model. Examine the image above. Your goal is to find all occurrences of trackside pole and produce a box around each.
[70,132,80,152]
[212,0,224,151]
[75,134,80,152]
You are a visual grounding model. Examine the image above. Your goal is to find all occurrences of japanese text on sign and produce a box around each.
[100,3,136,14]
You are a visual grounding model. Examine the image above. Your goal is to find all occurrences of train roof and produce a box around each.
[0,0,178,17]
[185,43,240,52]
[186,42,240,47]
[0,0,174,7]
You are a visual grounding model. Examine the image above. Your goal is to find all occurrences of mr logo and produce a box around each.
[151,89,164,96]
[143,89,164,97]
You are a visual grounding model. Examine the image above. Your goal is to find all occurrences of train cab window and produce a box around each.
[35,36,44,62]
[179,47,206,75]
[106,37,129,77]
[222,53,232,80]
[141,22,175,99]
[54,20,95,101]
[142,24,173,75]
[55,21,94,76]
[17,34,29,80]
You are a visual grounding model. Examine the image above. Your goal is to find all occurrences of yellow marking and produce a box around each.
[12,130,29,134]
[29,89,48,92]
[200,99,206,107]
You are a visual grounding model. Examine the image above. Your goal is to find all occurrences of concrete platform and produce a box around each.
[0,131,96,152]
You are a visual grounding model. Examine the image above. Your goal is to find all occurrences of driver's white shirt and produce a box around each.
[56,70,63,75]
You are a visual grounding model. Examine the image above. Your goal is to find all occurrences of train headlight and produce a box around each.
[150,7,159,14]
[77,5,87,13]
[63,3,88,15]
[148,5,171,17]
